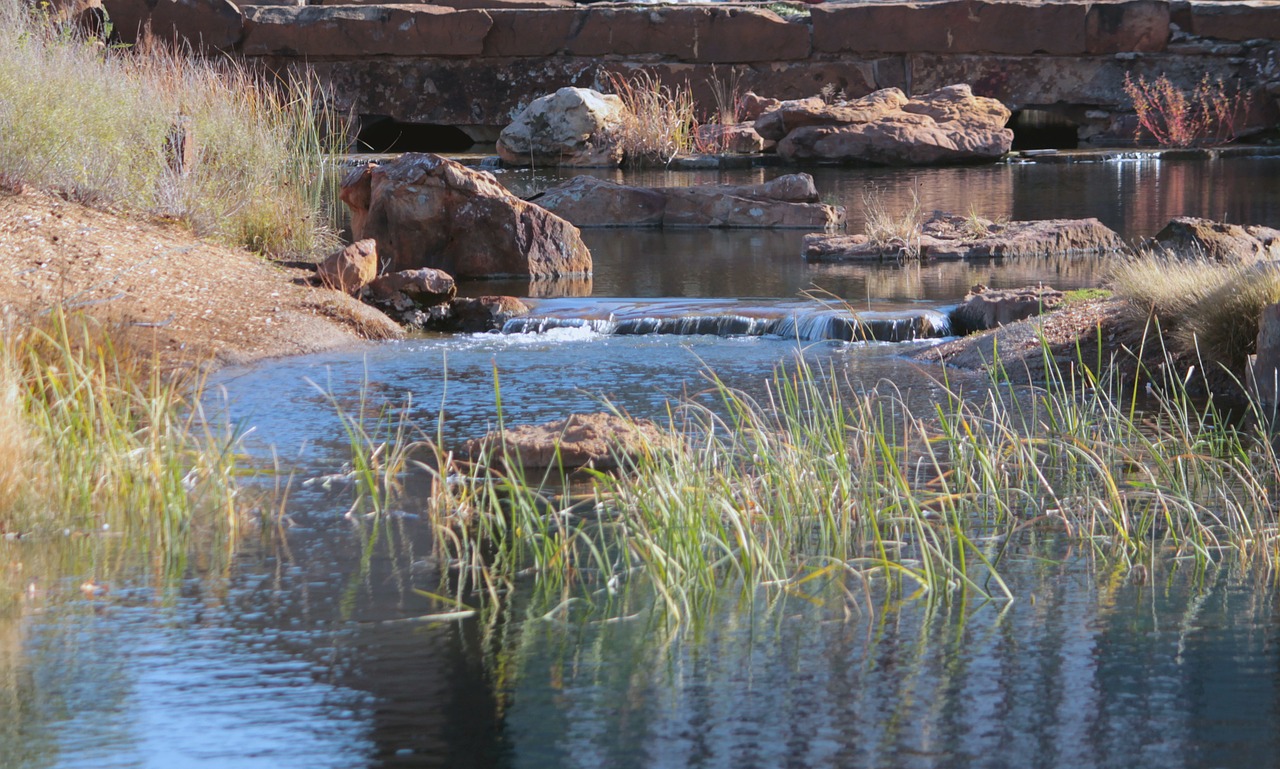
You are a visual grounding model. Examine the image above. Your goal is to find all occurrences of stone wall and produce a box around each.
[100,0,1280,144]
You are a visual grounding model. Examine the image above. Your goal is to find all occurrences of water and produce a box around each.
[7,155,1280,768]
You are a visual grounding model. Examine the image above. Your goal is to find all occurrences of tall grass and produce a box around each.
[863,187,925,258]
[604,71,698,167]
[1110,253,1280,371]
[334,340,1280,625]
[0,3,342,257]
[0,310,245,559]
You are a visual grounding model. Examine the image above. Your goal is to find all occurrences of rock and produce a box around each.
[804,212,1125,261]
[317,239,377,295]
[534,173,845,229]
[102,0,243,50]
[339,153,592,279]
[695,123,768,154]
[240,6,491,57]
[441,296,531,333]
[950,284,1065,335]
[464,412,667,471]
[363,268,457,326]
[497,87,629,167]
[1150,217,1280,262]
[1250,301,1280,405]
[740,91,781,122]
[778,85,1013,165]
[754,89,909,142]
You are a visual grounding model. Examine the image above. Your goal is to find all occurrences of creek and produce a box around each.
[5,154,1280,768]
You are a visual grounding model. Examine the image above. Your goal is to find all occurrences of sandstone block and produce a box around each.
[567,7,809,63]
[1189,1,1280,41]
[102,0,243,49]
[483,9,583,56]
[241,6,492,57]
[1086,0,1170,54]
[318,239,378,295]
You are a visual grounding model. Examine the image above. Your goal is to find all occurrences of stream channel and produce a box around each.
[6,154,1280,768]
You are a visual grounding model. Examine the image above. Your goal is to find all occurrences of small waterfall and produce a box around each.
[501,305,951,343]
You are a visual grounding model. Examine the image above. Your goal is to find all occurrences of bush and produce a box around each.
[604,70,698,167]
[0,3,342,257]
[1123,72,1251,148]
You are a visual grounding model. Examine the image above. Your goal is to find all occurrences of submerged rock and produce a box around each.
[497,87,629,167]
[1150,217,1280,262]
[437,296,531,333]
[774,85,1013,166]
[534,173,845,229]
[950,284,1065,335]
[804,213,1124,262]
[464,412,667,471]
[339,153,592,280]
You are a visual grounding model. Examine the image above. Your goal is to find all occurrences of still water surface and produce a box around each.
[6,155,1280,768]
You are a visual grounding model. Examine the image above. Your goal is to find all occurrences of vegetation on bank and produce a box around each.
[0,2,340,257]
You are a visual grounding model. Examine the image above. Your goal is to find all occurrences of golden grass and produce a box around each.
[604,70,698,167]
[0,3,342,258]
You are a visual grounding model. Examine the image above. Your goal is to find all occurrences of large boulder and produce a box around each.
[534,173,845,229]
[101,0,243,50]
[339,153,592,279]
[317,238,378,295]
[497,87,629,167]
[754,90,908,142]
[804,212,1124,262]
[1150,217,1280,262]
[950,284,1065,335]
[776,85,1013,166]
[464,412,667,471]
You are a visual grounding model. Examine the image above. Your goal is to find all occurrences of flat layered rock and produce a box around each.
[950,284,1065,335]
[464,413,667,471]
[804,213,1125,262]
[534,174,845,229]
[1150,217,1280,262]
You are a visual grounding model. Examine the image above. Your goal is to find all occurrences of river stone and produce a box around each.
[339,153,592,280]
[534,173,845,229]
[1150,217,1280,262]
[497,87,629,167]
[804,213,1125,261]
[950,284,1065,335]
[777,85,1013,166]
[317,239,377,295]
[464,412,667,471]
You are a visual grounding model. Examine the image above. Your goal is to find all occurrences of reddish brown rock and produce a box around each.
[464,413,668,470]
[695,123,768,154]
[566,7,810,63]
[483,9,584,56]
[445,296,531,333]
[778,85,1013,165]
[1151,217,1280,262]
[339,153,592,280]
[535,174,845,229]
[812,1,1088,56]
[1188,1,1280,42]
[755,89,909,142]
[365,268,457,309]
[317,239,377,295]
[804,212,1125,261]
[1085,0,1169,54]
[240,6,492,57]
[102,0,242,49]
[950,284,1065,335]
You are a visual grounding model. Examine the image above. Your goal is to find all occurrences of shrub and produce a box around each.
[604,70,698,167]
[1123,72,1252,148]
[0,4,343,257]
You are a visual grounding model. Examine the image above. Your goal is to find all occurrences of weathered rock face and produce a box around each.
[755,89,908,142]
[777,85,1013,165]
[317,238,377,295]
[442,296,531,333]
[695,123,769,154]
[1151,217,1280,262]
[102,0,243,49]
[339,153,592,279]
[950,284,1065,335]
[1250,300,1280,405]
[497,87,629,167]
[804,212,1124,261]
[464,412,667,471]
[534,173,845,229]
[241,5,491,57]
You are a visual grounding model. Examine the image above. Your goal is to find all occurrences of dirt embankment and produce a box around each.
[0,188,401,368]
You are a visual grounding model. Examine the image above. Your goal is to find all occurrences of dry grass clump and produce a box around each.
[863,188,925,257]
[1110,254,1280,371]
[0,3,342,257]
[0,310,244,552]
[604,71,698,167]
